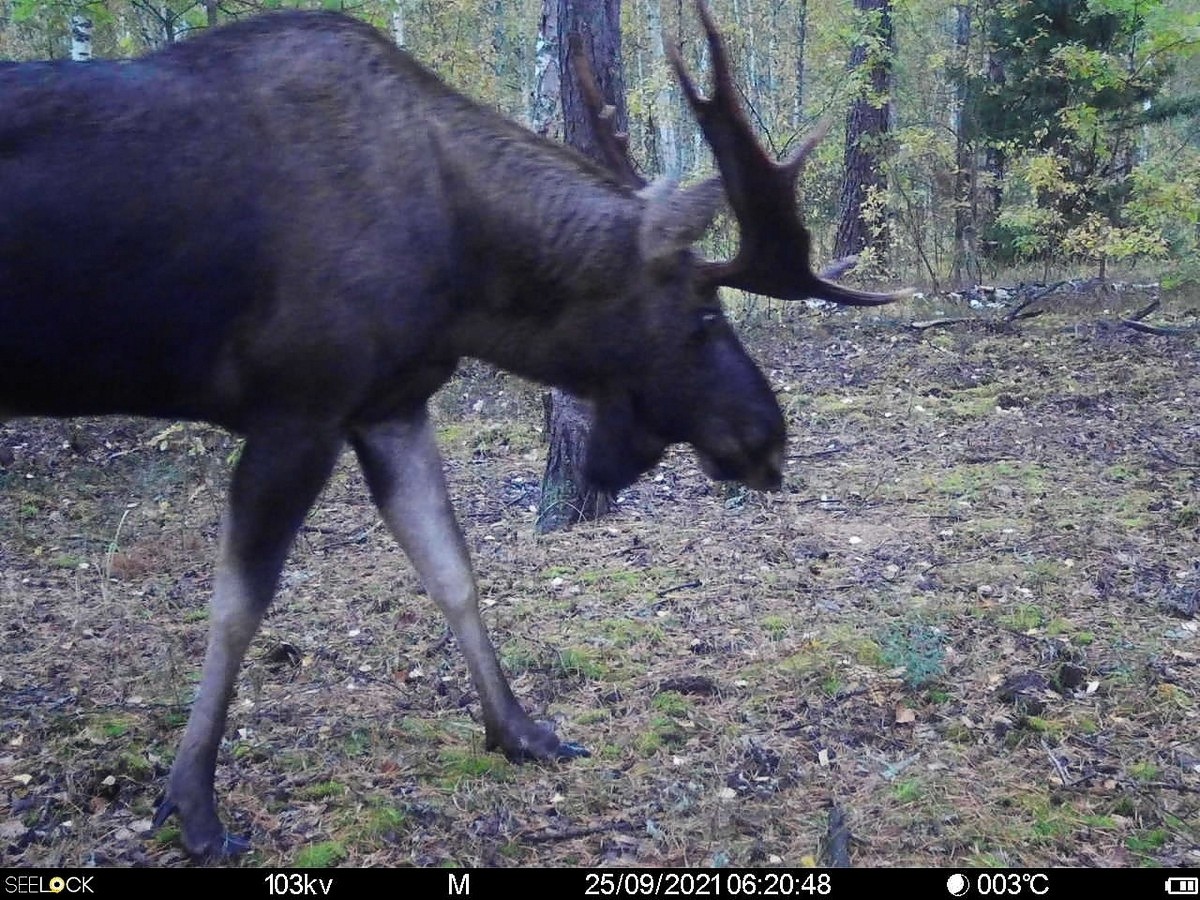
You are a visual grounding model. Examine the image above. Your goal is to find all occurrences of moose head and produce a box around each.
[563,0,904,493]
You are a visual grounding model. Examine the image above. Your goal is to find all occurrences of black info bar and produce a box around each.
[3,868,1198,896]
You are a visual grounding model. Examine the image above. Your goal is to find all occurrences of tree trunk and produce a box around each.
[163,8,178,45]
[982,0,1005,226]
[529,0,560,139]
[535,0,625,534]
[732,0,758,116]
[557,0,627,163]
[647,0,679,177]
[833,0,894,265]
[391,0,406,48]
[491,0,507,82]
[537,389,611,532]
[69,13,92,61]
[793,0,808,127]
[951,2,980,288]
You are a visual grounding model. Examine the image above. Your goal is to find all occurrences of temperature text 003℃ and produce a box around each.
[583,872,833,896]
[974,874,1050,896]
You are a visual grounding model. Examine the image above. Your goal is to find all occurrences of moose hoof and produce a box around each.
[153,797,252,861]
[555,740,591,760]
[488,719,590,763]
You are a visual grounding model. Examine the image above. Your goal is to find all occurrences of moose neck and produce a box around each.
[435,121,646,393]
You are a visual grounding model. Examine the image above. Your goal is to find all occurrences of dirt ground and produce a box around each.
[1,292,1197,868]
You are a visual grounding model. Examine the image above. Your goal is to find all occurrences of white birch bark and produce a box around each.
[529,0,561,140]
[392,0,406,48]
[69,13,92,62]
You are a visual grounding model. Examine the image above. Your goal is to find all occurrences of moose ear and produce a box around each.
[638,176,725,266]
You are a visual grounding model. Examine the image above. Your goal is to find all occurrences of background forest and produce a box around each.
[2,0,1199,871]
[2,0,1198,294]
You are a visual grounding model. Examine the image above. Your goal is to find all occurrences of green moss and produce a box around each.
[293,841,347,867]
[651,691,691,718]
[296,780,346,801]
[555,646,606,680]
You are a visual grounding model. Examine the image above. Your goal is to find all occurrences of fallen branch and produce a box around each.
[1119,318,1200,336]
[1137,429,1200,469]
[788,443,853,460]
[1127,297,1161,321]
[1003,280,1067,322]
[1139,781,1200,794]
[902,279,1179,334]
[1116,294,1200,335]
[911,311,1043,331]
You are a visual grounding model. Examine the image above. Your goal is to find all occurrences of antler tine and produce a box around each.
[568,34,646,190]
[782,117,832,179]
[676,0,907,306]
[667,2,773,228]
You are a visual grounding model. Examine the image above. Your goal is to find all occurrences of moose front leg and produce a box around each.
[352,415,588,762]
[155,426,342,860]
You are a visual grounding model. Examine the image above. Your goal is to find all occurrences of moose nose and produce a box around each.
[753,443,785,491]
[697,437,784,491]
[696,398,787,489]
[735,441,784,491]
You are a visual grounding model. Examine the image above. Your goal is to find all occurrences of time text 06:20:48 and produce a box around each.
[584,872,833,897]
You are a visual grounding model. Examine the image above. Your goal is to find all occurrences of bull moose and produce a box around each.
[0,1,901,859]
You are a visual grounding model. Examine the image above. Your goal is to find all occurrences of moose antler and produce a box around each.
[568,33,647,190]
[571,2,906,305]
[672,0,907,306]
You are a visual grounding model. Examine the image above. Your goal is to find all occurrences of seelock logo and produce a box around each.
[4,877,95,894]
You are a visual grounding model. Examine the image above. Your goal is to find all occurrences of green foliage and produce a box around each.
[976,0,1165,149]
[554,646,605,680]
[296,780,346,800]
[1124,147,1200,286]
[972,0,1194,275]
[2,0,1197,285]
[880,622,946,689]
[293,840,347,867]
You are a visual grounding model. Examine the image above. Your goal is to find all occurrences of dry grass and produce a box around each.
[1,295,1198,867]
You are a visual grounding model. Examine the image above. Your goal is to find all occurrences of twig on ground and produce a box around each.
[656,579,702,598]
[1044,738,1072,786]
[910,317,974,331]
[822,805,852,868]
[1137,429,1200,469]
[521,820,634,845]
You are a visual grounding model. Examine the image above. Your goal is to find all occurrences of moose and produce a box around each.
[1,1,901,859]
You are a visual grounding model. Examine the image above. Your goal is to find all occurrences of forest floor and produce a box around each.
[1,288,1198,868]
